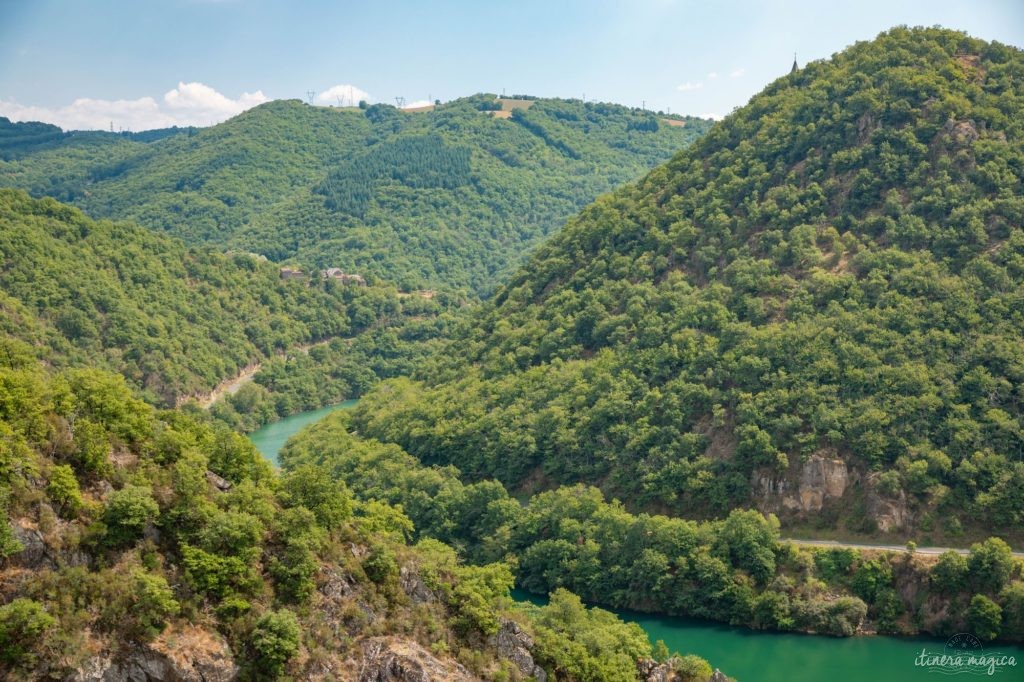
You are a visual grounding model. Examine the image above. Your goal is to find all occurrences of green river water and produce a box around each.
[249,406,1023,681]
[247,399,358,466]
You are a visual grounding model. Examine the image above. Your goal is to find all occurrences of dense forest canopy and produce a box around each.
[0,358,713,679]
[0,189,422,407]
[0,117,194,160]
[0,97,712,293]
[282,410,1024,643]
[350,27,1024,539]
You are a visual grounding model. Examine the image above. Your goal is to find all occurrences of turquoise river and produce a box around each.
[249,406,1023,681]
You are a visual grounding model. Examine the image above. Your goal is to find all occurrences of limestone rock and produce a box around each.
[489,619,545,681]
[10,520,47,568]
[321,566,355,601]
[637,658,727,682]
[8,518,89,570]
[358,637,477,681]
[866,473,911,532]
[148,624,238,681]
[399,565,436,604]
[205,470,232,492]
[67,626,236,682]
[943,118,979,144]
[755,453,849,513]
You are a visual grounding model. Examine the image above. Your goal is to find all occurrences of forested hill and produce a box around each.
[0,96,711,293]
[0,189,412,407]
[351,27,1024,539]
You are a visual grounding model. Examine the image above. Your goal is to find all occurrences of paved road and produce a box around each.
[783,537,1024,558]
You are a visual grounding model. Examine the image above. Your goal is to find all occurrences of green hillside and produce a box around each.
[282,410,1024,642]
[0,189,422,408]
[0,97,711,293]
[350,27,1024,539]
[0,360,699,679]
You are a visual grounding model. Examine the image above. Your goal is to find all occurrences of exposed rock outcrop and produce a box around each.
[943,118,979,145]
[148,624,238,681]
[67,626,236,681]
[637,658,729,682]
[398,565,435,604]
[489,619,546,681]
[8,518,89,570]
[866,473,911,532]
[358,637,477,681]
[205,470,232,492]
[320,565,356,601]
[316,565,381,640]
[755,453,850,513]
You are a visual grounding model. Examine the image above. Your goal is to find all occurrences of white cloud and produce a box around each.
[707,71,718,80]
[699,112,724,121]
[730,68,746,78]
[317,84,371,107]
[0,82,267,131]
[164,81,266,117]
[402,99,433,109]
[676,81,703,92]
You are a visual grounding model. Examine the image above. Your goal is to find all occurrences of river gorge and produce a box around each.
[249,406,1023,681]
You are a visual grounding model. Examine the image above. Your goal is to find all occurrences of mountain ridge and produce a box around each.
[0,95,712,293]
[350,27,1024,540]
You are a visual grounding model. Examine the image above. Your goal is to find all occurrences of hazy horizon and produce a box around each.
[1,0,1022,131]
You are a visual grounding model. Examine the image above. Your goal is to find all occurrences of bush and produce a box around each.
[673,654,713,681]
[0,598,54,667]
[278,464,352,530]
[47,464,83,517]
[130,570,180,638]
[968,538,1014,593]
[0,518,23,559]
[967,594,1002,642]
[999,582,1024,641]
[363,543,399,586]
[71,418,112,478]
[251,609,301,676]
[103,484,159,545]
[930,551,968,594]
[180,543,261,601]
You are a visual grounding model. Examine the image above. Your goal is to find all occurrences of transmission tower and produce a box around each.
[394,96,406,108]
[306,90,317,105]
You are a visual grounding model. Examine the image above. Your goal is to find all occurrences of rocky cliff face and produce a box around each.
[66,625,237,682]
[357,637,477,682]
[755,453,916,533]
[637,658,731,682]
[489,619,546,681]
[754,453,851,514]
[866,473,912,532]
[9,514,90,571]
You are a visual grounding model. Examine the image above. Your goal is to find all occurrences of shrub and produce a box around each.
[930,551,968,594]
[251,609,301,676]
[968,538,1014,593]
[47,464,82,517]
[278,464,352,530]
[0,599,54,668]
[363,543,399,585]
[130,570,180,638]
[967,594,1002,642]
[103,484,158,545]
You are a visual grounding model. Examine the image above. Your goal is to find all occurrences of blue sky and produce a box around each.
[1,0,1021,130]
